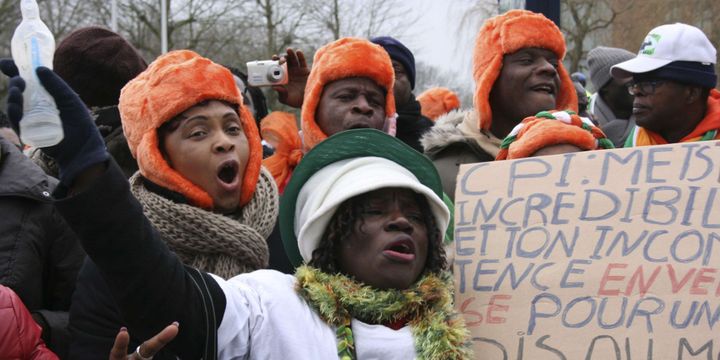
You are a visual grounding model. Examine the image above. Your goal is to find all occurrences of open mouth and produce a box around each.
[383,238,416,262]
[388,242,413,254]
[531,84,555,95]
[217,161,239,185]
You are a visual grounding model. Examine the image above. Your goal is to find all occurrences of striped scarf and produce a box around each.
[625,127,718,147]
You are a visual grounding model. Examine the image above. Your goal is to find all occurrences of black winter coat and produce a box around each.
[68,258,180,359]
[0,137,85,358]
[56,160,226,358]
[68,167,291,359]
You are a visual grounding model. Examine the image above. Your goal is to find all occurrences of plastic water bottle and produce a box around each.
[11,0,63,147]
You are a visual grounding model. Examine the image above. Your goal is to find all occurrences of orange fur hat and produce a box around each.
[473,10,577,131]
[260,111,301,192]
[301,37,396,151]
[119,50,262,209]
[417,87,461,121]
[496,110,614,160]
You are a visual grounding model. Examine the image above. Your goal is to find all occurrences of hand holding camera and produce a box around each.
[273,48,311,108]
[246,60,288,87]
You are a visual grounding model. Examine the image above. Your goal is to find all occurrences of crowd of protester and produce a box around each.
[0,7,718,359]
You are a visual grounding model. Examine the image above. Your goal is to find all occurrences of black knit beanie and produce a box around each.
[370,36,416,89]
[54,26,147,108]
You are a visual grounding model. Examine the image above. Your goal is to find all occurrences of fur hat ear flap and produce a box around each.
[472,14,504,131]
[135,130,214,208]
[238,105,263,205]
[556,64,579,114]
[473,53,504,131]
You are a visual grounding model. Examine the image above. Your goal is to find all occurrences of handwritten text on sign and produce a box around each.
[453,141,720,359]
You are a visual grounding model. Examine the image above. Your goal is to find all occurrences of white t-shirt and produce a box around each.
[214,270,417,359]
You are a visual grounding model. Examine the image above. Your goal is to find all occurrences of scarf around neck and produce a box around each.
[626,89,720,147]
[295,265,471,359]
[130,167,278,279]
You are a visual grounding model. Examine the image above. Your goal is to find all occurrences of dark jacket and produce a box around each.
[0,137,84,358]
[68,258,180,359]
[0,284,59,359]
[395,98,434,153]
[56,160,226,359]
[67,171,291,359]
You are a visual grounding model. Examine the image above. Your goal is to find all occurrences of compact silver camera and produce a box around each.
[246,60,288,86]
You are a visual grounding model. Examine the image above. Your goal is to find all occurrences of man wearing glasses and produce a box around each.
[610,23,719,147]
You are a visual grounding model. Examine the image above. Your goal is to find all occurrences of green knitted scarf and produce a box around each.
[295,265,471,359]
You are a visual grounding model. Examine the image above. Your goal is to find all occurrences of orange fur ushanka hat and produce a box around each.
[417,87,461,121]
[301,37,397,151]
[473,10,577,131]
[119,50,262,209]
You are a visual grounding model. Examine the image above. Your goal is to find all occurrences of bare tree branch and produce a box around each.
[561,0,635,73]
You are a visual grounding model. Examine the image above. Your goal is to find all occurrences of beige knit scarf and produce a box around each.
[130,167,279,279]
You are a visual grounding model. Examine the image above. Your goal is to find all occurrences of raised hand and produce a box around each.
[109,322,179,360]
[0,59,108,185]
[272,48,310,108]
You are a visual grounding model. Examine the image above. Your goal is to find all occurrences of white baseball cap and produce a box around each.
[611,23,717,80]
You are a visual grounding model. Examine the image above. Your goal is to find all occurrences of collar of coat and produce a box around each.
[421,109,502,159]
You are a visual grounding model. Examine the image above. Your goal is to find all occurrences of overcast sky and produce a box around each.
[390,0,486,91]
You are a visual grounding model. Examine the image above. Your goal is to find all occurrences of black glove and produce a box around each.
[1,59,109,185]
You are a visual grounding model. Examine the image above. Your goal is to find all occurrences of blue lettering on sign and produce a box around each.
[473,259,499,292]
[679,143,702,181]
[645,147,673,183]
[687,145,715,182]
[580,189,620,221]
[454,226,476,256]
[555,153,577,188]
[459,163,490,196]
[600,150,642,186]
[508,158,552,197]
[642,186,681,225]
[702,188,720,229]
[528,293,562,335]
[560,259,590,288]
[455,259,472,293]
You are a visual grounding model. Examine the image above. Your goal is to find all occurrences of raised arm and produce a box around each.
[1,59,225,358]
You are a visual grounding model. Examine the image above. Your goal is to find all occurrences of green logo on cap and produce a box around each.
[640,33,661,55]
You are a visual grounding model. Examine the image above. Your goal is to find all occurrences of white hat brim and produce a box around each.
[295,157,449,263]
[611,56,673,80]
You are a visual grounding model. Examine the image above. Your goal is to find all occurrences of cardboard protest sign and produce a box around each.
[453,141,720,359]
